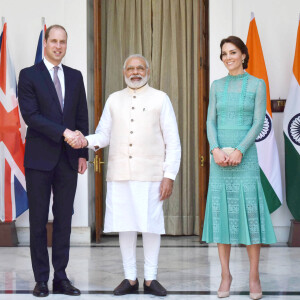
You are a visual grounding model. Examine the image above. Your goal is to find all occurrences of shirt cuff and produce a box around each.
[164,172,176,181]
[85,136,100,151]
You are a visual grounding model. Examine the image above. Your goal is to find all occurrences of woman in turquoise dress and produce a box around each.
[202,36,277,300]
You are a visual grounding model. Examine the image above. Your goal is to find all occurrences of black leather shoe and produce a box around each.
[144,280,167,296]
[113,279,139,295]
[33,282,49,297]
[53,279,81,296]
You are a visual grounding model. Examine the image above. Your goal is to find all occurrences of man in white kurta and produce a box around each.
[68,54,181,296]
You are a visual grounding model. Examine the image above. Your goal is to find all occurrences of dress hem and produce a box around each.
[201,239,277,246]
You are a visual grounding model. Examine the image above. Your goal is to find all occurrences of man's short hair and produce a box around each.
[45,25,68,41]
[123,54,150,70]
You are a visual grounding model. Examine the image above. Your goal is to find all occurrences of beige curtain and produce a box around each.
[101,0,199,235]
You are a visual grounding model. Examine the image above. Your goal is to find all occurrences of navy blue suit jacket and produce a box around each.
[18,61,89,171]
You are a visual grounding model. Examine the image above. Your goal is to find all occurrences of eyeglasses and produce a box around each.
[125,65,147,73]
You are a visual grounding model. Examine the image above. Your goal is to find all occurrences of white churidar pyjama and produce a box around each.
[119,231,161,281]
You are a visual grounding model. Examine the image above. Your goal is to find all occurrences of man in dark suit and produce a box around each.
[18,24,88,297]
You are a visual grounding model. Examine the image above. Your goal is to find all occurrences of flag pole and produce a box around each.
[42,17,45,40]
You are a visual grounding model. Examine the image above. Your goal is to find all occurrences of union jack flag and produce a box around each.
[34,18,46,64]
[0,22,28,222]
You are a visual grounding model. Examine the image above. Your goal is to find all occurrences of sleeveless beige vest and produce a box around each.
[106,84,166,181]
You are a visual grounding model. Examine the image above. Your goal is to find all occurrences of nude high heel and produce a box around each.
[217,275,232,298]
[250,292,262,299]
[217,290,230,298]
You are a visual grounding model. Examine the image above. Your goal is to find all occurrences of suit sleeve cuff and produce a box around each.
[78,148,88,160]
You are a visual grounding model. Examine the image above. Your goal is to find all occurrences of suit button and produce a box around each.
[130,131,133,134]
[133,96,136,98]
[129,156,132,159]
[132,107,135,110]
[131,119,134,122]
[129,144,132,146]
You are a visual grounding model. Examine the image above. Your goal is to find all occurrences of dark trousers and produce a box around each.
[25,150,78,283]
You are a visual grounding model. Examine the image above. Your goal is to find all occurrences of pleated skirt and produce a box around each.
[202,138,277,245]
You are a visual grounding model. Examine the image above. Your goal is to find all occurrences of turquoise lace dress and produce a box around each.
[202,73,277,245]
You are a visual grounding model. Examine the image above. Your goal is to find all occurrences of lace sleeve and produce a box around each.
[236,79,266,154]
[206,81,219,152]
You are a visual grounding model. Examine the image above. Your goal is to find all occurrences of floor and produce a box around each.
[0,236,299,300]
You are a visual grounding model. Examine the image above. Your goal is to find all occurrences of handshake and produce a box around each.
[63,129,88,149]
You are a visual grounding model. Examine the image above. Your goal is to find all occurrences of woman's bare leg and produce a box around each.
[217,244,232,292]
[246,244,262,293]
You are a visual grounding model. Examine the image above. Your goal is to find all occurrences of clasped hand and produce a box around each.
[212,148,242,167]
[63,129,87,149]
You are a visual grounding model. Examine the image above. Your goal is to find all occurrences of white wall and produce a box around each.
[0,0,90,242]
[210,0,300,242]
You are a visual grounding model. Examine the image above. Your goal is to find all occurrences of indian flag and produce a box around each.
[246,12,283,213]
[283,14,300,221]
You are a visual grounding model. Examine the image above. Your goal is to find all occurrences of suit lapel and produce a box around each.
[38,61,63,114]
[62,65,70,115]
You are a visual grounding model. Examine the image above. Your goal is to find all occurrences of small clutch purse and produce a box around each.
[222,147,235,155]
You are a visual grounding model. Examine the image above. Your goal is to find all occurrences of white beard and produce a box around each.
[125,74,149,89]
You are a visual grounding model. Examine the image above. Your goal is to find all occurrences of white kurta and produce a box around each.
[86,85,181,234]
